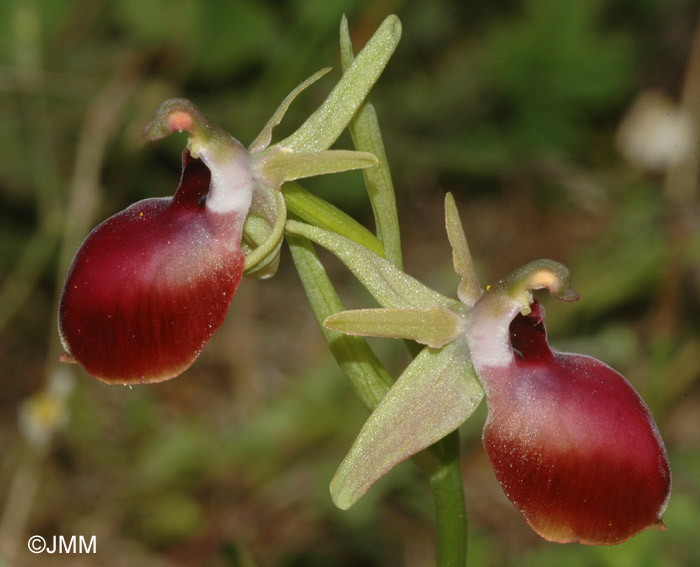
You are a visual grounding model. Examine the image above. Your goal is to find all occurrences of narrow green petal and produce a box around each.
[257,148,377,188]
[444,192,481,306]
[324,306,463,349]
[285,220,461,311]
[249,68,331,153]
[339,15,355,70]
[277,15,402,153]
[330,337,483,509]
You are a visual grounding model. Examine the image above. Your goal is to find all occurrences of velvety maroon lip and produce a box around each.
[471,299,670,545]
[58,152,246,384]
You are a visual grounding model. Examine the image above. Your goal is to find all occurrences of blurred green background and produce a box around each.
[1,0,699,565]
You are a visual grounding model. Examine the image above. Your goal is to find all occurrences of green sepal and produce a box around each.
[324,305,463,349]
[285,220,461,311]
[277,15,402,153]
[330,336,483,509]
[339,16,403,269]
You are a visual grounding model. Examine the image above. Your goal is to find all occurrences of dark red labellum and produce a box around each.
[479,300,671,544]
[59,151,245,384]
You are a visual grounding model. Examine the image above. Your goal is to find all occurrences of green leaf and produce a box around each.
[324,305,462,349]
[285,220,461,311]
[330,336,483,509]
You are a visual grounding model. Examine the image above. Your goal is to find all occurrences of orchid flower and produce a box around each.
[466,263,671,544]
[287,193,671,546]
[58,16,402,384]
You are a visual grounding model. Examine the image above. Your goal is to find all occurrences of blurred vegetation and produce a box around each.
[1,0,699,566]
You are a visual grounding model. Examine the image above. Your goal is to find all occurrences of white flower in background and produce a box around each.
[617,90,695,171]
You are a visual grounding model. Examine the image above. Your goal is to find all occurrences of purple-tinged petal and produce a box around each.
[467,263,671,545]
[58,151,245,384]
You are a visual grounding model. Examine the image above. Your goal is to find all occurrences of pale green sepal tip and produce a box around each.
[330,337,483,510]
[324,305,463,349]
[339,15,354,70]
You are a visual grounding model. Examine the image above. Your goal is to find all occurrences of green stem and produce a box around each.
[286,233,393,409]
[423,431,468,567]
[287,225,469,567]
